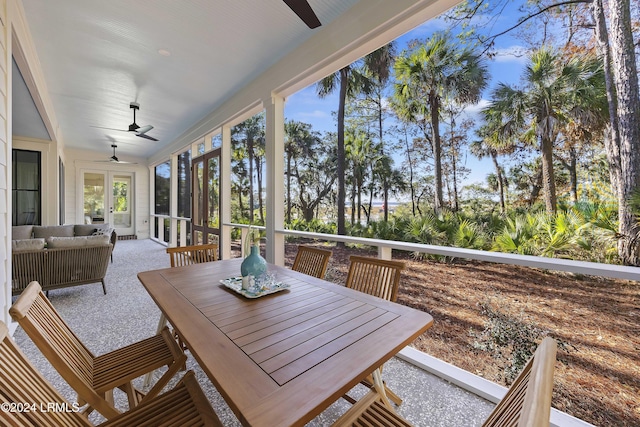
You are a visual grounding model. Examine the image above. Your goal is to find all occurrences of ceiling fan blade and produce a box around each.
[136,132,158,141]
[283,0,321,28]
[91,126,128,132]
[137,125,154,134]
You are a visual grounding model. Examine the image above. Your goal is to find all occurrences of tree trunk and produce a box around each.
[569,147,578,204]
[429,91,444,213]
[529,169,543,207]
[540,135,557,214]
[248,136,254,223]
[337,68,348,242]
[609,0,640,265]
[491,152,506,214]
[592,0,622,194]
[255,155,264,224]
[286,151,292,223]
[451,145,459,212]
[378,93,389,222]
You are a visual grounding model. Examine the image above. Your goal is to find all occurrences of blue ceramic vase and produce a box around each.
[241,245,267,278]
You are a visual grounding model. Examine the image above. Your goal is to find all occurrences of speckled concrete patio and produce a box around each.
[11,238,494,426]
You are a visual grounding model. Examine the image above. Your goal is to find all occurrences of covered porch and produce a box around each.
[12,239,595,426]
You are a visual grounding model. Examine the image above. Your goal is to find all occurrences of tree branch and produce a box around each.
[480,0,593,56]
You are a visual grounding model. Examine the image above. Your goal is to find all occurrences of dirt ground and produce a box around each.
[282,239,640,427]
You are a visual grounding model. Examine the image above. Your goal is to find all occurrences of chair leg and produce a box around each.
[122,381,141,408]
[101,279,107,295]
[143,314,169,388]
[139,329,188,404]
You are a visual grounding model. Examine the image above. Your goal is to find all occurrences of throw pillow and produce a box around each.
[11,238,45,252]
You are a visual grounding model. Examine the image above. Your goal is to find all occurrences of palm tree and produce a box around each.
[394,32,488,213]
[316,44,394,239]
[363,43,396,221]
[284,121,319,223]
[483,48,605,214]
[469,135,507,214]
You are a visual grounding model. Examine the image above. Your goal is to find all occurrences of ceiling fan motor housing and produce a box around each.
[129,102,140,131]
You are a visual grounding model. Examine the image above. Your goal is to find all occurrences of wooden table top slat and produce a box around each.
[217,289,339,331]
[138,258,433,427]
[266,310,398,384]
[244,300,370,360]
[229,296,359,346]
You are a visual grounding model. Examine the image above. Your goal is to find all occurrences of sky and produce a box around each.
[283,1,531,192]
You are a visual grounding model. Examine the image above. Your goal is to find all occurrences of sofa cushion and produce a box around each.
[12,238,45,252]
[46,235,110,248]
[33,225,75,239]
[12,225,34,240]
[74,224,98,236]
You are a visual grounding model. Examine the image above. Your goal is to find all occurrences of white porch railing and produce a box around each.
[227,223,640,282]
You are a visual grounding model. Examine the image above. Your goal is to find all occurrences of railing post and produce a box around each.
[378,246,392,260]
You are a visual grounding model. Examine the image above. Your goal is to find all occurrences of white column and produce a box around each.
[169,153,178,247]
[220,125,232,260]
[264,96,285,265]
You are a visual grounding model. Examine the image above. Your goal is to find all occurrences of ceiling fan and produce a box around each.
[96,144,136,164]
[283,0,321,28]
[94,102,159,141]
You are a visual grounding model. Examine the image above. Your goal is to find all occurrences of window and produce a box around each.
[154,161,170,215]
[211,133,222,150]
[177,150,191,218]
[12,149,41,226]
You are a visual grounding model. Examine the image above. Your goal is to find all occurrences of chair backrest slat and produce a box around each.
[9,282,94,388]
[292,246,333,279]
[0,322,89,427]
[345,256,405,302]
[166,244,219,268]
[482,337,557,427]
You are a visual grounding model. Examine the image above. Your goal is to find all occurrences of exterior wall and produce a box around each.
[0,0,9,328]
[12,136,56,225]
[64,148,151,239]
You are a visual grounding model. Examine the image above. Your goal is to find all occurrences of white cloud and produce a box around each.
[296,110,331,119]
[491,45,528,63]
[457,99,491,125]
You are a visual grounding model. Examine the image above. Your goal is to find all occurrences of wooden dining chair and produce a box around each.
[166,243,219,267]
[292,245,333,279]
[143,243,220,387]
[159,243,219,336]
[332,337,558,427]
[345,255,405,405]
[0,321,223,427]
[9,281,187,420]
[345,255,404,303]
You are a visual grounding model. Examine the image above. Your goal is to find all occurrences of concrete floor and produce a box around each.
[10,239,494,426]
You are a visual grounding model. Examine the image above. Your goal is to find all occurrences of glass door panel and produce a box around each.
[208,156,219,229]
[112,175,132,229]
[192,148,221,253]
[83,172,106,224]
[193,160,204,227]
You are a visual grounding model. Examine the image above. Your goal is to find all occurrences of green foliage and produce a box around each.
[287,218,337,235]
[471,303,547,384]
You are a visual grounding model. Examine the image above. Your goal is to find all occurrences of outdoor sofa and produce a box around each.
[11,224,115,296]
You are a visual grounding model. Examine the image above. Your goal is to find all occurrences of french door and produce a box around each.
[82,170,134,236]
[191,148,221,248]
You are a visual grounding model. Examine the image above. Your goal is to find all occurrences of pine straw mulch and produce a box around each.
[282,239,640,427]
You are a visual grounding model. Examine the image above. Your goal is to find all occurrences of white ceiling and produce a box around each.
[16,0,360,159]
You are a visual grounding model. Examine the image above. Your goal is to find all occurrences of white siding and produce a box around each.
[0,0,9,328]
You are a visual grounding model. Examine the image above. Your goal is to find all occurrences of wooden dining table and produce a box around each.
[138,258,433,427]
